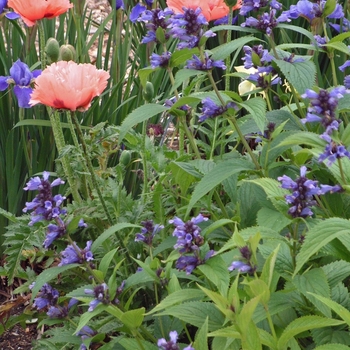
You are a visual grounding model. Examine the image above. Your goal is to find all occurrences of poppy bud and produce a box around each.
[119,150,131,166]
[45,38,60,63]
[143,81,154,102]
[59,45,76,62]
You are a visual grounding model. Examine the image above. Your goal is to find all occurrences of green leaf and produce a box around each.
[274,59,316,95]
[170,69,205,94]
[155,301,225,331]
[120,307,145,329]
[238,97,267,133]
[325,42,350,55]
[257,207,291,232]
[186,159,255,217]
[198,255,230,296]
[75,304,109,333]
[169,161,202,195]
[193,318,209,350]
[260,245,280,291]
[119,104,169,142]
[293,269,331,317]
[201,219,234,237]
[138,67,155,88]
[169,48,200,67]
[211,36,260,61]
[118,338,158,350]
[294,218,350,275]
[147,289,205,314]
[277,316,345,350]
[31,264,80,302]
[314,345,350,350]
[322,260,350,288]
[237,296,261,335]
[91,223,140,252]
[308,293,350,327]
[99,248,119,277]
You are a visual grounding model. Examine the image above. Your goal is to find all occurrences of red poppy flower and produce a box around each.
[30,61,110,112]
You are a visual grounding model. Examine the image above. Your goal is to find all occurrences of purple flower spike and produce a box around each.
[30,283,59,310]
[198,97,237,122]
[135,220,164,246]
[59,241,94,266]
[150,52,171,69]
[185,53,226,70]
[85,283,109,312]
[319,134,350,166]
[0,59,41,108]
[158,330,194,350]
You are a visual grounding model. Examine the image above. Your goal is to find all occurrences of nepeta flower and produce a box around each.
[23,171,66,225]
[242,9,289,35]
[135,220,164,246]
[301,87,347,134]
[176,250,214,275]
[150,52,171,68]
[168,7,215,49]
[228,245,255,274]
[344,76,350,89]
[58,241,94,266]
[133,7,173,43]
[158,330,194,350]
[239,0,282,16]
[77,326,97,350]
[319,134,350,166]
[170,214,208,253]
[242,45,273,72]
[85,283,109,312]
[44,222,67,248]
[30,283,59,310]
[0,59,41,108]
[278,166,342,218]
[185,53,226,70]
[228,260,253,273]
[199,97,237,122]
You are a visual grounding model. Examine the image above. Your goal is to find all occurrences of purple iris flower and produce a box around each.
[58,241,94,266]
[130,4,146,23]
[283,0,344,23]
[116,0,124,10]
[0,59,41,108]
[0,0,20,19]
[339,60,350,72]
[330,18,350,33]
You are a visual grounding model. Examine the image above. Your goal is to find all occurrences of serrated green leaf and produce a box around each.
[201,219,234,237]
[193,318,209,350]
[322,260,350,288]
[119,104,168,142]
[237,296,261,335]
[294,218,350,275]
[169,161,202,194]
[238,97,266,133]
[186,159,255,217]
[247,177,288,198]
[118,338,158,350]
[274,59,316,95]
[314,345,350,350]
[147,289,205,315]
[257,207,291,232]
[91,223,140,252]
[308,293,350,327]
[325,42,350,55]
[293,269,331,317]
[260,244,280,290]
[277,316,345,350]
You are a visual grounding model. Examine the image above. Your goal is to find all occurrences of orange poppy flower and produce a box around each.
[167,0,242,22]
[8,0,73,27]
[29,61,110,112]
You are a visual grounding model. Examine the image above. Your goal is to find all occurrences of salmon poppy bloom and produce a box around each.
[29,61,110,112]
[7,0,73,27]
[166,0,242,22]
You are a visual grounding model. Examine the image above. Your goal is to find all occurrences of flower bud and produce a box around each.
[143,81,154,102]
[59,45,76,62]
[119,150,131,166]
[45,38,60,63]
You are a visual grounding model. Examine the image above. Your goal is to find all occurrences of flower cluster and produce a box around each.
[239,0,282,16]
[170,214,214,274]
[228,245,256,274]
[150,52,172,69]
[77,326,97,350]
[185,53,226,71]
[135,220,164,246]
[198,97,237,122]
[85,283,110,312]
[0,59,41,108]
[158,330,194,350]
[58,241,94,266]
[278,166,342,218]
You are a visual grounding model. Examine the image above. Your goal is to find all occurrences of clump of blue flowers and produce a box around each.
[158,330,194,350]
[278,166,342,218]
[135,220,164,246]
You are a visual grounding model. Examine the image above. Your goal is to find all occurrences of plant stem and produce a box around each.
[225,6,234,92]
[19,108,32,174]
